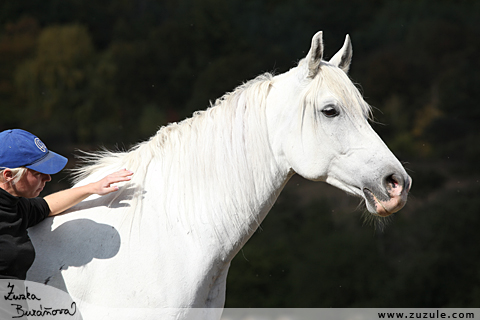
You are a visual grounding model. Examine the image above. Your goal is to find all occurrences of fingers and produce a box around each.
[107,169,134,184]
[97,169,133,195]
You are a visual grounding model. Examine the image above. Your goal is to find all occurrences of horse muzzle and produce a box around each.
[363,173,412,217]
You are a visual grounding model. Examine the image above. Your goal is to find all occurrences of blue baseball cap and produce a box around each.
[0,129,68,174]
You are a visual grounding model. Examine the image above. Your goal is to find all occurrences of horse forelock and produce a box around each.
[303,63,372,121]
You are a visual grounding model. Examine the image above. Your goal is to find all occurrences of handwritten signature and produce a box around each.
[2,282,77,318]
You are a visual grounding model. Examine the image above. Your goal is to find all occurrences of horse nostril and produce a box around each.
[384,173,402,191]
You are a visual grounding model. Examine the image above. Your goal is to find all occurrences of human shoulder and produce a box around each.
[0,190,50,228]
[0,187,20,210]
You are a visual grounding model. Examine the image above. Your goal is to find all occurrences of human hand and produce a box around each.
[91,169,134,196]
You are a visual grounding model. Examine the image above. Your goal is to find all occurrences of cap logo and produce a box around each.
[34,138,47,153]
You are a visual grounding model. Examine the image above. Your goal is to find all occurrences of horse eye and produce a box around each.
[321,106,339,118]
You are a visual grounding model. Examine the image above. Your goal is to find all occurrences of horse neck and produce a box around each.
[147,85,291,260]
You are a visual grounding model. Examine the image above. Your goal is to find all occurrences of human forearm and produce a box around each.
[45,184,97,216]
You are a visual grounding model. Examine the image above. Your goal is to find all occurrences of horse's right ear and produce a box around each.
[306,31,324,78]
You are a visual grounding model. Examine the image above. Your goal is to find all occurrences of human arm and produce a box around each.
[44,169,133,216]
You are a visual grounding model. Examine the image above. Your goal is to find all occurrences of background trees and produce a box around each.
[1,0,479,307]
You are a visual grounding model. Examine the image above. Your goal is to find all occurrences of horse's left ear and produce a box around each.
[307,31,324,78]
[329,34,353,73]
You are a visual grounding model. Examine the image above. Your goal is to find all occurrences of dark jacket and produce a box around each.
[0,188,50,280]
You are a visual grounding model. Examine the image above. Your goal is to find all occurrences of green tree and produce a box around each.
[14,24,117,144]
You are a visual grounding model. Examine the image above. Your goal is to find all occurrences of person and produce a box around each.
[0,129,133,280]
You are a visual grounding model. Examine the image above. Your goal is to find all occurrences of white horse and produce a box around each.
[28,31,411,319]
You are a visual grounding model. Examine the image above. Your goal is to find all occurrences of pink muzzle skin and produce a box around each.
[365,175,412,217]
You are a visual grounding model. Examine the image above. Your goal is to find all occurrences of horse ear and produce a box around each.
[329,34,353,73]
[307,31,324,78]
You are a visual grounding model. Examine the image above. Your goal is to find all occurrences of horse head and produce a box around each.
[267,31,411,217]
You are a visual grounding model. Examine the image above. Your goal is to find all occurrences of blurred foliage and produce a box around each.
[1,0,479,308]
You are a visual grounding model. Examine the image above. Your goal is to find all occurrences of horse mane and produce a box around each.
[71,73,276,239]
[72,73,274,185]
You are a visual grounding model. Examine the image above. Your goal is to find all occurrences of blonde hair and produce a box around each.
[0,167,28,185]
